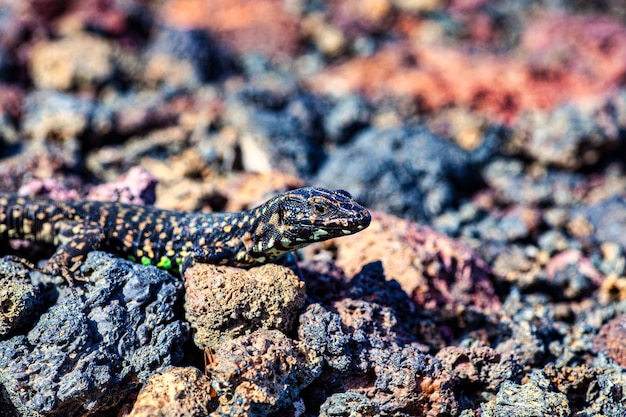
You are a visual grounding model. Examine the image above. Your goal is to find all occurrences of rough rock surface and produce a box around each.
[332,211,500,319]
[481,371,571,417]
[127,366,215,417]
[207,329,322,416]
[1,0,626,415]
[224,85,326,178]
[0,252,189,416]
[0,260,42,337]
[22,91,106,143]
[184,262,306,350]
[298,297,458,415]
[436,346,521,394]
[318,392,380,417]
[315,126,493,222]
[29,33,116,90]
[594,314,626,367]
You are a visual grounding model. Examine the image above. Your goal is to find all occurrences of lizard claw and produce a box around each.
[41,262,78,287]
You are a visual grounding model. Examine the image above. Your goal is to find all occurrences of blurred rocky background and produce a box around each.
[1,0,626,416]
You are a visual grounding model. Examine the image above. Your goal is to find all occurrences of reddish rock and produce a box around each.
[332,212,500,317]
[594,314,626,367]
[545,249,604,299]
[160,0,300,58]
[207,329,322,416]
[87,166,157,205]
[327,0,392,34]
[17,178,80,201]
[0,85,24,121]
[309,12,626,124]
[521,13,626,92]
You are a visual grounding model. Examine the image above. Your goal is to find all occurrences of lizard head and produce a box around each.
[247,187,371,257]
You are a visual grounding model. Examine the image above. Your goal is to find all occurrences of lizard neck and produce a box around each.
[240,201,292,261]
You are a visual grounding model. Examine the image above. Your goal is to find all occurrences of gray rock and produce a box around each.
[22,90,112,143]
[315,126,487,222]
[322,95,371,144]
[580,195,626,250]
[144,27,230,88]
[0,251,189,416]
[226,87,326,177]
[319,392,379,417]
[512,102,622,169]
[481,370,570,417]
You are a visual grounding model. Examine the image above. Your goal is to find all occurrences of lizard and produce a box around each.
[0,187,371,282]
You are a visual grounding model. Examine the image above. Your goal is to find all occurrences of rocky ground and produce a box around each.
[1,0,626,416]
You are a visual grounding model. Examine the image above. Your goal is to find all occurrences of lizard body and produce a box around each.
[0,187,370,281]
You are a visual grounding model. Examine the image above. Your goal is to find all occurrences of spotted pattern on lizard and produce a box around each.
[0,187,371,282]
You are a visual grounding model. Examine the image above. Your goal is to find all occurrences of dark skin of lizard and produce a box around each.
[0,187,371,282]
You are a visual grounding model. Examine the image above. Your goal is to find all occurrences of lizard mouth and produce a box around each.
[299,208,371,232]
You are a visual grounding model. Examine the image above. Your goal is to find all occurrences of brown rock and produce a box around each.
[543,364,599,401]
[29,33,115,90]
[208,329,322,416]
[332,212,500,317]
[128,366,215,417]
[184,263,306,350]
[367,346,458,416]
[427,107,489,150]
[301,13,346,57]
[594,314,626,367]
[221,171,305,212]
[492,246,543,290]
[599,274,626,303]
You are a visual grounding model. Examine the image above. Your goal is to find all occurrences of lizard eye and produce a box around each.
[314,204,327,215]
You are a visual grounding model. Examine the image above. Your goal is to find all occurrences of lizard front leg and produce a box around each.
[180,246,237,273]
